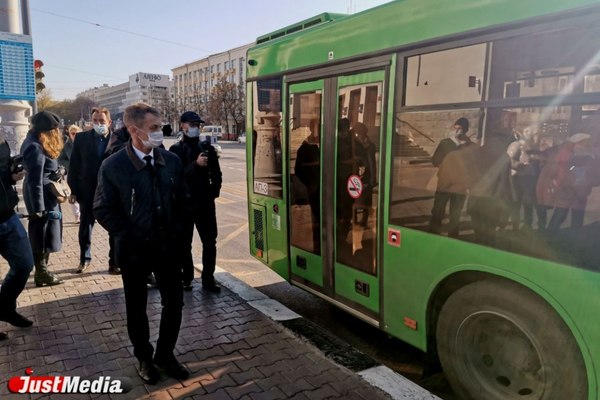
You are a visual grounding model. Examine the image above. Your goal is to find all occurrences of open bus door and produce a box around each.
[288,70,386,323]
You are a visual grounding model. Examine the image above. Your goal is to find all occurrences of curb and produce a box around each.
[208,265,442,400]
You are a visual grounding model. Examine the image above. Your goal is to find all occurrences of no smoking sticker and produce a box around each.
[347,174,363,199]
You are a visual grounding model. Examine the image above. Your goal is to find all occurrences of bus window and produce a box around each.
[252,78,283,198]
[390,109,481,236]
[488,24,600,101]
[290,91,322,254]
[391,106,600,272]
[405,44,486,106]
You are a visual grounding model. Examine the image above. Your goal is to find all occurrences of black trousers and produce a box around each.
[121,250,183,362]
[79,202,115,266]
[429,190,466,237]
[181,200,217,285]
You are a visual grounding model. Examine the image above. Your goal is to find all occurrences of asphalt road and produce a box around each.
[166,138,457,400]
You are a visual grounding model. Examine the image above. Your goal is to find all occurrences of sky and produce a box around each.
[28,0,392,100]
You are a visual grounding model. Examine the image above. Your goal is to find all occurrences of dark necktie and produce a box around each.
[143,155,153,172]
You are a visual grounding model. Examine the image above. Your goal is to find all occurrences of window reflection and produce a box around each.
[336,82,382,275]
[290,92,322,254]
[253,79,283,198]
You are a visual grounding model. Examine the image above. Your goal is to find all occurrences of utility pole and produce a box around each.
[0,0,34,151]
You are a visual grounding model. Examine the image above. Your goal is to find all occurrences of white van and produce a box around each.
[201,125,223,138]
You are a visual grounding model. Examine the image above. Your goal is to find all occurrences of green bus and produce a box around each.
[245,1,600,399]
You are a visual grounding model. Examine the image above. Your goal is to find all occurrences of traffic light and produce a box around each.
[34,59,45,94]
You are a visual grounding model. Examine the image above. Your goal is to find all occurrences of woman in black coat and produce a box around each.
[20,111,64,287]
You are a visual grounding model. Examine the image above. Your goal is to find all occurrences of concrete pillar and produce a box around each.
[0,0,33,152]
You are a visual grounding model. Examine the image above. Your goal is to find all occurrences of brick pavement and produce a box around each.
[0,205,392,400]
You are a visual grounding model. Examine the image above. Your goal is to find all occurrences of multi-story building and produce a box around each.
[76,72,172,122]
[172,43,253,135]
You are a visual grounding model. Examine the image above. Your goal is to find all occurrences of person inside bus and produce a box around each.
[429,118,472,237]
[295,128,321,254]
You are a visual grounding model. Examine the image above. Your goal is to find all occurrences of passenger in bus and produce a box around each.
[538,133,594,231]
[429,118,472,237]
[466,123,513,245]
[295,128,321,253]
[353,123,376,227]
[507,127,539,230]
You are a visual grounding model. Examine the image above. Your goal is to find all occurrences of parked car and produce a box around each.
[238,133,246,143]
[202,125,224,138]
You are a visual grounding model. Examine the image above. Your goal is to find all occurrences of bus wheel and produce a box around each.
[436,279,587,400]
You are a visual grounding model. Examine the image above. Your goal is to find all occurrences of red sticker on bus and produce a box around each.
[347,175,363,199]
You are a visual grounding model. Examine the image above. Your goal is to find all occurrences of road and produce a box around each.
[166,138,456,400]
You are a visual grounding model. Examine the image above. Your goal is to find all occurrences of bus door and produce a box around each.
[288,80,326,290]
[288,71,386,320]
[334,71,385,316]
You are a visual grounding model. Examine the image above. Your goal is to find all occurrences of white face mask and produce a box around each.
[186,127,200,138]
[141,130,163,148]
[93,123,108,135]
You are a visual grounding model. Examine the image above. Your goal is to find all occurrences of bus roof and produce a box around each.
[256,12,348,45]
[247,0,600,79]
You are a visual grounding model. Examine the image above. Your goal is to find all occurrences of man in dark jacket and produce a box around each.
[0,136,34,336]
[169,111,222,292]
[94,102,188,384]
[68,107,121,274]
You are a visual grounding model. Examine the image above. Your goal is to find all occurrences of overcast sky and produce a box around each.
[29,0,391,100]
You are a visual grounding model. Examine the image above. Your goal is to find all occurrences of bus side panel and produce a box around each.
[381,228,599,396]
[247,82,290,280]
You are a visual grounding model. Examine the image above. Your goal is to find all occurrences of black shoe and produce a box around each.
[146,274,157,288]
[182,281,193,292]
[154,356,189,380]
[76,261,90,274]
[202,282,221,293]
[138,360,159,385]
[0,311,33,327]
[34,273,63,287]
[108,265,121,275]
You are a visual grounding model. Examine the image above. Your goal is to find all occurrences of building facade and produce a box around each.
[76,72,172,122]
[172,42,253,135]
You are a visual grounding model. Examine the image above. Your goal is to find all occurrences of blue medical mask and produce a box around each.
[93,123,108,135]
[141,130,163,148]
[186,127,200,138]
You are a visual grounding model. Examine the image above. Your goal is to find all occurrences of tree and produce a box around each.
[45,96,97,125]
[36,89,55,111]
[206,77,245,136]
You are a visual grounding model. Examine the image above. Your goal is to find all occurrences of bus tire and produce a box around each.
[436,279,588,400]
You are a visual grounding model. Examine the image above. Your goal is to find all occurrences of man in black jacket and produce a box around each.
[68,107,121,274]
[169,111,222,292]
[94,103,188,384]
[0,137,34,337]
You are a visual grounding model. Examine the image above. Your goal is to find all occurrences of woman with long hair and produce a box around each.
[20,111,65,287]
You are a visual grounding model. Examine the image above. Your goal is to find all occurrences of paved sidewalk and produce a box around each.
[0,207,398,400]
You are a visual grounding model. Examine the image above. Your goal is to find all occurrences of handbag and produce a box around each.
[46,179,70,203]
[46,167,70,203]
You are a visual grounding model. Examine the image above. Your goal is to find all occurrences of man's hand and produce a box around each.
[69,194,77,204]
[11,171,25,182]
[196,153,208,167]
